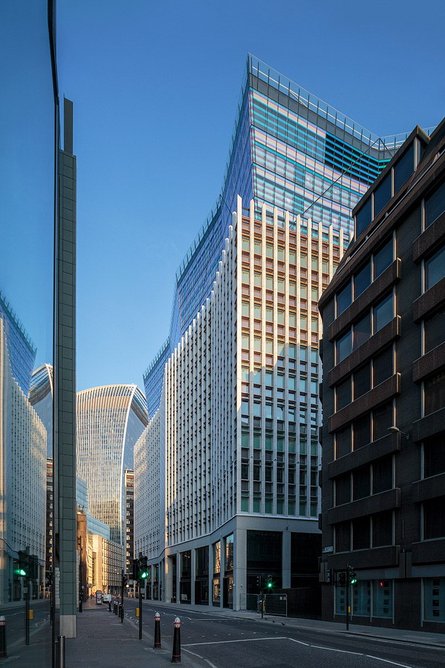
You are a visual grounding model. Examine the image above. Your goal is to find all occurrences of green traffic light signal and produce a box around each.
[140,571,148,579]
[15,567,26,577]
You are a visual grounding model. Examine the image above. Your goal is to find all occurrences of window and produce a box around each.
[423,434,445,478]
[335,474,351,505]
[425,180,445,228]
[425,245,445,290]
[353,517,370,550]
[335,426,352,458]
[373,579,393,618]
[353,312,371,350]
[336,281,352,316]
[394,142,414,192]
[424,578,445,622]
[354,363,371,399]
[336,378,352,410]
[374,172,392,217]
[424,496,445,540]
[372,457,393,494]
[353,466,370,500]
[335,522,350,552]
[373,238,394,278]
[373,346,394,385]
[353,413,371,450]
[336,329,352,363]
[372,511,393,547]
[242,301,249,316]
[354,262,371,298]
[373,403,393,441]
[424,370,445,415]
[356,197,372,238]
[374,293,394,332]
[242,237,250,251]
[424,307,445,353]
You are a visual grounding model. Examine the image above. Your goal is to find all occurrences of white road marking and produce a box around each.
[365,655,413,668]
[183,635,414,667]
[183,647,219,668]
[183,636,288,647]
[310,643,363,655]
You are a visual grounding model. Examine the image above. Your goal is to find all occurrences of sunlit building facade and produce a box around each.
[134,411,162,565]
[0,318,47,604]
[0,290,37,396]
[144,56,406,415]
[136,198,348,610]
[76,385,148,545]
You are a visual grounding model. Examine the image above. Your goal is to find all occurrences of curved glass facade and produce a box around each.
[76,385,148,544]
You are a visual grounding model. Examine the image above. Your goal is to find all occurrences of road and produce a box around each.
[0,599,50,649]
[121,597,445,668]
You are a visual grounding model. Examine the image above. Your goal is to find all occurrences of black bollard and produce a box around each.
[0,616,7,658]
[171,617,181,663]
[108,600,111,612]
[153,611,161,649]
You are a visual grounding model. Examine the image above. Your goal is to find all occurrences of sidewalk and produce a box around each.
[143,599,445,649]
[65,600,200,667]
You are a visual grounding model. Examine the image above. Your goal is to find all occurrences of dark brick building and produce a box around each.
[319,120,445,631]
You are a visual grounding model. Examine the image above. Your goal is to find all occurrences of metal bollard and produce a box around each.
[118,603,123,621]
[57,635,65,668]
[171,617,181,663]
[108,600,111,612]
[0,616,7,658]
[153,611,161,649]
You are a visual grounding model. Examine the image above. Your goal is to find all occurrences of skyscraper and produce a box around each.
[76,385,148,545]
[30,363,54,456]
[143,55,411,416]
[135,197,349,610]
[0,290,36,396]
[0,317,47,604]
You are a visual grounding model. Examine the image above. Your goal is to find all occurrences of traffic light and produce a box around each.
[139,556,149,580]
[348,566,357,585]
[255,575,262,591]
[265,576,274,590]
[132,559,139,580]
[15,551,29,577]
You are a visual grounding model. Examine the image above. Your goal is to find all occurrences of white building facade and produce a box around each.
[135,198,348,610]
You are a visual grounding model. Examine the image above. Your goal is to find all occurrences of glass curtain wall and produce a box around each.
[0,1,55,665]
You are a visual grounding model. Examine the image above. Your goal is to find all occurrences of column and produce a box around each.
[233,528,247,611]
[282,530,291,589]
[190,549,196,605]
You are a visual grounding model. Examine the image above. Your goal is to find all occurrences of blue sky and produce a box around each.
[57,0,444,393]
[2,1,443,394]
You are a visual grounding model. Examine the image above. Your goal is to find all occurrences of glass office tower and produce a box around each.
[76,385,148,545]
[144,55,406,414]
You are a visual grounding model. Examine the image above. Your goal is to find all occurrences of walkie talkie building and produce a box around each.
[76,385,148,545]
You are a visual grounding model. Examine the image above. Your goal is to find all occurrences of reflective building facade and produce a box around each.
[76,385,148,545]
[144,55,407,413]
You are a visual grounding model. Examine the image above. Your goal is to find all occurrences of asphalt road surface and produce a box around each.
[122,598,445,668]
